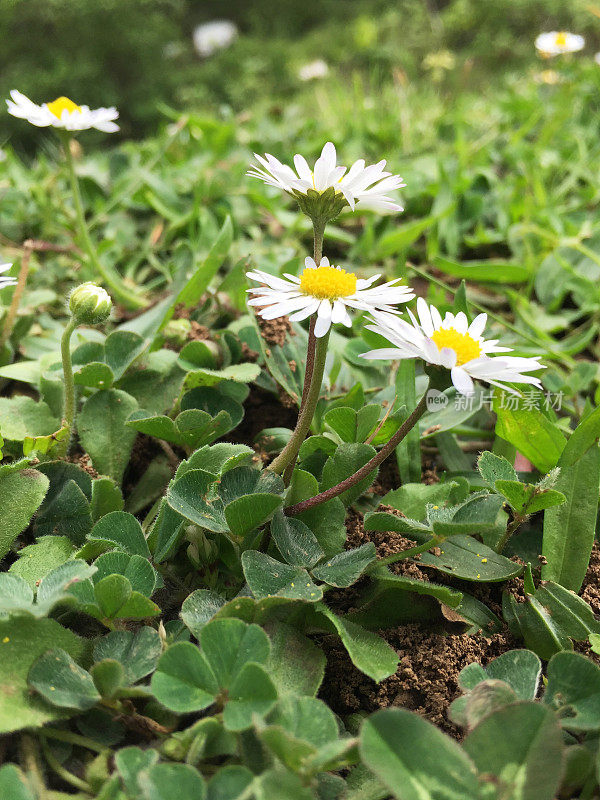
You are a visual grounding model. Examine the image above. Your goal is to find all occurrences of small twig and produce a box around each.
[158,439,180,471]
[364,402,394,446]
[0,240,33,351]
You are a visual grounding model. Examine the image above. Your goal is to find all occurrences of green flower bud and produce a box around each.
[292,186,349,226]
[69,282,112,325]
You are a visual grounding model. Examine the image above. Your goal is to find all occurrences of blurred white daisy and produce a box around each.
[248,142,405,214]
[193,20,238,57]
[362,299,544,396]
[594,52,600,66]
[535,32,584,57]
[6,91,119,132]
[298,59,329,81]
[247,256,414,338]
[0,263,16,290]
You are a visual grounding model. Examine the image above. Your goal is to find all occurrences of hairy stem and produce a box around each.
[58,318,77,457]
[62,133,144,310]
[0,240,33,352]
[19,734,47,800]
[42,727,108,754]
[40,735,92,794]
[375,535,442,568]
[269,331,330,477]
[285,389,429,515]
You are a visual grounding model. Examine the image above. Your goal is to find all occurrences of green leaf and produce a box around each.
[559,406,600,467]
[463,704,564,800]
[28,648,100,710]
[115,747,159,798]
[320,442,377,506]
[166,469,224,531]
[175,216,233,308]
[360,708,479,800]
[544,651,600,732]
[91,658,125,698]
[242,551,323,602]
[127,408,233,450]
[296,496,347,557]
[0,765,35,800]
[0,617,85,732]
[93,628,162,685]
[138,762,206,800]
[183,363,261,390]
[477,450,518,485]
[460,649,542,700]
[199,618,270,686]
[37,479,92,545]
[0,396,59,441]
[223,662,278,731]
[74,361,114,389]
[419,535,523,582]
[264,622,325,697]
[91,477,124,521]
[87,511,151,558]
[224,493,283,538]
[151,642,218,713]
[542,444,600,591]
[434,255,529,283]
[93,551,156,596]
[311,543,377,587]
[270,510,324,568]
[180,590,226,638]
[0,469,49,561]
[493,393,565,473]
[316,604,398,682]
[78,389,139,484]
[8,535,75,587]
[206,766,253,800]
[495,481,565,515]
[382,481,465,520]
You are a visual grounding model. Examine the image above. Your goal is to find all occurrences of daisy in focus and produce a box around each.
[535,32,584,57]
[247,257,414,338]
[248,142,405,214]
[362,298,544,396]
[0,264,16,290]
[6,91,119,132]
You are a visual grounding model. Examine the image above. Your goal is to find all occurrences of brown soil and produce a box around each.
[580,542,600,616]
[319,625,516,734]
[257,312,293,347]
[226,386,298,456]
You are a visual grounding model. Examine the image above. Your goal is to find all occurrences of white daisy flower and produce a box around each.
[6,91,119,133]
[247,256,415,338]
[298,59,329,81]
[361,298,544,396]
[248,141,405,214]
[0,263,16,290]
[193,20,237,57]
[535,32,584,57]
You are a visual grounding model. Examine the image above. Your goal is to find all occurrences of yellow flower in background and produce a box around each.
[423,50,456,82]
[6,90,119,132]
[535,31,584,57]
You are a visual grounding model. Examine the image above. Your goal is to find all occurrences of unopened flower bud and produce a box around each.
[69,282,112,325]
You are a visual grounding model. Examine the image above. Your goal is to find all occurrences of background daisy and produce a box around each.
[248,142,405,213]
[0,264,16,290]
[535,32,584,57]
[362,298,544,396]
[247,256,414,338]
[6,90,119,132]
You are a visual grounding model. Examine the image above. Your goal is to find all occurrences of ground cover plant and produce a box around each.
[2,2,600,798]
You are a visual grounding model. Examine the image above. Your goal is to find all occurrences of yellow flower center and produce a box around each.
[46,96,81,118]
[299,265,357,300]
[555,32,567,46]
[430,328,481,366]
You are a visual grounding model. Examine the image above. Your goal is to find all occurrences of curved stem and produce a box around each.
[40,735,92,794]
[62,133,145,310]
[375,535,441,568]
[285,388,429,515]
[269,331,330,476]
[58,318,77,457]
[0,240,32,352]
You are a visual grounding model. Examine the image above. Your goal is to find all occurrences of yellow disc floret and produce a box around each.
[47,96,81,118]
[300,265,357,300]
[555,32,567,46]
[431,327,481,366]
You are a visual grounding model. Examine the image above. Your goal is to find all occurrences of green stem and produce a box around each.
[62,133,145,310]
[286,388,429,515]
[41,727,108,754]
[0,241,32,352]
[375,535,442,568]
[58,318,77,457]
[269,331,330,476]
[40,735,92,794]
[19,734,47,800]
[496,512,527,554]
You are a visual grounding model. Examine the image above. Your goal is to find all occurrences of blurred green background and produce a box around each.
[1,0,598,148]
